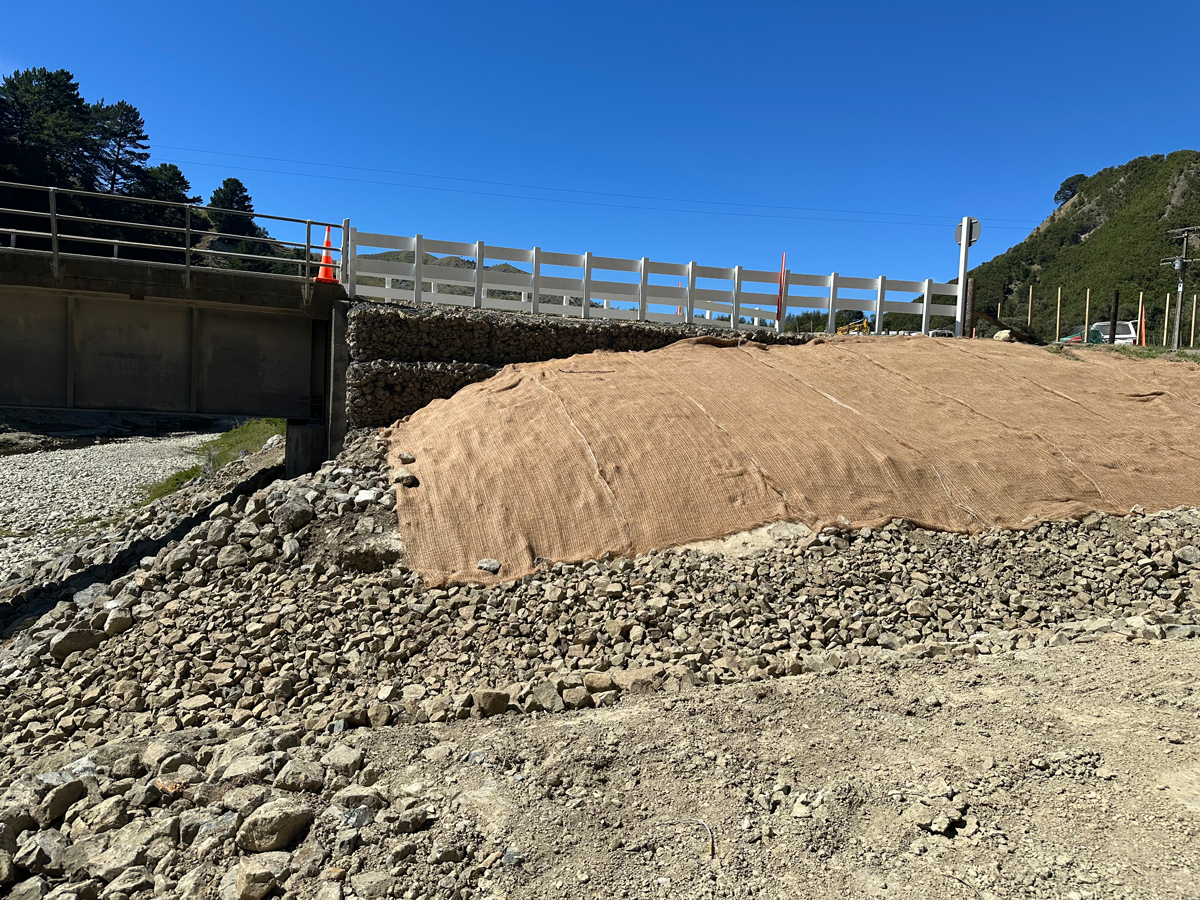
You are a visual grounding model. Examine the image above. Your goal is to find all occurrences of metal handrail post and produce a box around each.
[184,207,191,291]
[48,187,59,278]
[305,221,312,283]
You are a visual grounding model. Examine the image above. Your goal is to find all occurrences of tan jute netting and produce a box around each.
[382,336,1200,585]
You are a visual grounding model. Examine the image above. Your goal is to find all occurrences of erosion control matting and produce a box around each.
[384,336,1200,585]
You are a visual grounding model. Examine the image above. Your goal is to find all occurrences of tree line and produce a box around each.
[0,67,297,272]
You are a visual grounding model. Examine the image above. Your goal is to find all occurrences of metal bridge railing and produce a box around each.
[0,180,348,288]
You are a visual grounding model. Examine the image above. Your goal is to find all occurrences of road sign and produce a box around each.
[955,217,981,247]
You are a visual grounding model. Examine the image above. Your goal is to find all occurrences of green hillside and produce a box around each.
[969,150,1200,344]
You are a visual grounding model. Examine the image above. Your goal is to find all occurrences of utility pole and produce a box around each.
[1161,225,1199,351]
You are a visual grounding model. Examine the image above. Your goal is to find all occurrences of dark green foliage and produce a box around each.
[91,99,149,193]
[968,150,1200,345]
[0,66,297,274]
[1054,173,1086,206]
[132,163,199,205]
[208,177,263,238]
[0,68,98,189]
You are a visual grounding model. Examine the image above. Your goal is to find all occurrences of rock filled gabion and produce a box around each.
[344,302,818,428]
[347,360,500,429]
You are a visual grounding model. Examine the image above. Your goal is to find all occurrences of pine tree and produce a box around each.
[92,99,150,193]
[0,67,98,188]
[208,177,261,237]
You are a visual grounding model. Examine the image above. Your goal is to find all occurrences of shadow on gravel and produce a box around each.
[0,463,284,637]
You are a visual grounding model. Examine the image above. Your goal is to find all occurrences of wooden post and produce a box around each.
[874,275,886,334]
[731,265,742,331]
[686,261,696,324]
[473,240,485,309]
[1108,289,1119,345]
[1055,286,1062,341]
[964,277,975,337]
[1191,293,1197,348]
[1138,291,1145,346]
[921,279,932,334]
[825,272,838,333]
[412,234,423,304]
[1164,292,1171,346]
[530,246,541,315]
[1084,288,1091,339]
[1027,284,1032,327]
[637,256,648,322]
[582,251,592,319]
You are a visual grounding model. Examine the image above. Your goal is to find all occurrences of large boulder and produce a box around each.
[235,801,313,853]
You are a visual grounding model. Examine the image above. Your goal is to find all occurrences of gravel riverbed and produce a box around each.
[0,433,215,580]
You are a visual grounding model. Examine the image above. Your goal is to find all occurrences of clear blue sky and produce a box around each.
[5,1,1197,289]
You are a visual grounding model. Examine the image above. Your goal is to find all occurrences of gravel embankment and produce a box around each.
[0,433,214,580]
[0,429,1198,897]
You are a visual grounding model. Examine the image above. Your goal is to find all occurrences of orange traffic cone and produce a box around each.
[315,226,336,283]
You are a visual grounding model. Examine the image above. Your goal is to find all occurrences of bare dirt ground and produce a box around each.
[350,638,1200,900]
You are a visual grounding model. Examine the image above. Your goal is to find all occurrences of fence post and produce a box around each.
[638,256,649,322]
[413,234,423,304]
[1138,291,1145,346]
[304,221,312,283]
[825,272,839,333]
[777,269,789,334]
[474,240,485,309]
[341,218,351,291]
[921,278,932,334]
[1027,284,1032,327]
[582,251,592,319]
[531,246,541,315]
[1055,287,1062,341]
[346,225,357,299]
[1163,293,1171,346]
[1108,289,1119,345]
[1192,293,1197,348]
[731,265,742,331]
[964,278,975,337]
[874,275,886,334]
[1084,287,1091,337]
[48,187,59,278]
[184,207,192,291]
[686,261,696,325]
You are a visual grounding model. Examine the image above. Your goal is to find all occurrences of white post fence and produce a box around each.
[349,230,962,334]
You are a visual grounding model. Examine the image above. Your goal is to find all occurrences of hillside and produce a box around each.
[969,150,1200,342]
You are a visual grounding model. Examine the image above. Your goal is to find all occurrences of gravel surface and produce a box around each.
[0,433,214,580]
[0,430,1198,897]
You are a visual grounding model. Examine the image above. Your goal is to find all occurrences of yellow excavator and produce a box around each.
[835,318,872,335]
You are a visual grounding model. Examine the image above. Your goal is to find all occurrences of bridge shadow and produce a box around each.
[0,463,284,639]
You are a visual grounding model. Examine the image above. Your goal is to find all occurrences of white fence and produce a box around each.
[347,230,962,334]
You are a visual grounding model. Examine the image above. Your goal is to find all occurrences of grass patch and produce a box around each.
[141,418,285,504]
[1100,345,1200,363]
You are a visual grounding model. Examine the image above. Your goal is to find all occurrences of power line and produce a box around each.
[157,155,1034,231]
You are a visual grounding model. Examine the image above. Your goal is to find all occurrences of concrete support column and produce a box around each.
[328,297,349,459]
[286,419,328,478]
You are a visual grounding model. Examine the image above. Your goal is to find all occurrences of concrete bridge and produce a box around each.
[0,182,349,474]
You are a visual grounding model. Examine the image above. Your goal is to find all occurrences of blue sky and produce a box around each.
[5,1,1197,290]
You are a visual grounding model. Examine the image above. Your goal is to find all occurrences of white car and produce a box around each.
[1089,321,1138,345]
[928,329,955,338]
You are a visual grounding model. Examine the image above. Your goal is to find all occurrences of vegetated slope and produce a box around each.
[969,149,1200,341]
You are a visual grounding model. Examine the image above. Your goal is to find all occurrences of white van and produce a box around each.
[1089,321,1139,345]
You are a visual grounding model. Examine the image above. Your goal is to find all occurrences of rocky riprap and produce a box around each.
[1,428,1199,897]
[344,302,820,427]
